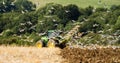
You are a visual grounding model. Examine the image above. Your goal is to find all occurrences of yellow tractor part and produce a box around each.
[36,41,43,48]
[47,39,55,48]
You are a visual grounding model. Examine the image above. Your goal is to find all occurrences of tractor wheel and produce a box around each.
[36,40,43,48]
[47,39,55,48]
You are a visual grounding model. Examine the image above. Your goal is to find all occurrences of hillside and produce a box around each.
[29,0,120,9]
[0,0,120,46]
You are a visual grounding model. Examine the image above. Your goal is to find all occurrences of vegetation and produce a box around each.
[0,0,120,46]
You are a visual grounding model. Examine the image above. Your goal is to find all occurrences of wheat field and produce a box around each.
[0,46,66,63]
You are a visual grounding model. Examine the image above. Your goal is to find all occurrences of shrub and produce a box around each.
[110,5,120,11]
[84,6,94,16]
[57,4,80,21]
[113,16,120,31]
[14,0,36,12]
[36,3,63,15]
[95,7,107,12]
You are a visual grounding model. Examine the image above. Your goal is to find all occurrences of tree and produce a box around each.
[14,0,36,12]
[12,12,38,34]
[57,4,80,20]
[84,6,94,16]
[0,0,36,13]
[0,0,16,13]
[36,3,63,16]
[110,5,120,11]
[80,13,104,33]
[56,4,80,27]
[105,12,118,25]
[36,16,61,32]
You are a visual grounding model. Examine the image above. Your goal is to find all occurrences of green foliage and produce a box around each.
[36,3,63,16]
[105,12,118,25]
[78,15,88,22]
[80,12,104,32]
[84,6,93,16]
[2,29,14,36]
[12,12,38,34]
[0,0,16,13]
[57,4,80,20]
[56,4,80,27]
[0,0,36,13]
[0,37,18,45]
[64,21,74,31]
[36,15,61,32]
[79,33,119,45]
[14,0,36,12]
[113,16,120,30]
[110,5,120,11]
[0,1,120,46]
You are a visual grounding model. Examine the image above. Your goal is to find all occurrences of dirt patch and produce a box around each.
[61,47,120,63]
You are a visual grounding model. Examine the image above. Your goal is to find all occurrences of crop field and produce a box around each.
[29,0,120,9]
[61,46,120,63]
[0,46,120,63]
[0,46,65,63]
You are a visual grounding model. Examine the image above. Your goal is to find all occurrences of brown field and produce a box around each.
[0,46,120,63]
[61,46,120,63]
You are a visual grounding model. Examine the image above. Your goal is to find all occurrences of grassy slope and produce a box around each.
[29,0,120,9]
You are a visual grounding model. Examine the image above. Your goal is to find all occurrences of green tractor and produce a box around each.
[36,30,63,48]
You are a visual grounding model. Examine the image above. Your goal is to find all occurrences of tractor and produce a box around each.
[36,25,81,48]
[36,30,64,48]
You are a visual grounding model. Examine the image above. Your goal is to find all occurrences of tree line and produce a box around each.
[0,0,120,45]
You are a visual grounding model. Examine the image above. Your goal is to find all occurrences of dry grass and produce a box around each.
[0,46,66,63]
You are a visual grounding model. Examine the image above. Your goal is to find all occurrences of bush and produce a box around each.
[0,0,36,13]
[113,16,120,31]
[36,3,63,15]
[36,15,61,32]
[80,18,103,33]
[14,0,36,12]
[0,0,16,13]
[79,33,119,45]
[12,12,38,34]
[110,5,120,11]
[84,6,94,16]
[3,30,14,36]
[0,37,18,45]
[95,7,107,12]
[105,12,118,25]
[57,4,80,21]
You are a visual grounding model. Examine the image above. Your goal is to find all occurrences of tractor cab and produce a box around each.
[47,30,60,39]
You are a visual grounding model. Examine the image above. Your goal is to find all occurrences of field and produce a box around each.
[0,46,120,63]
[29,0,120,9]
[0,0,120,63]
[61,46,120,63]
[0,46,65,63]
